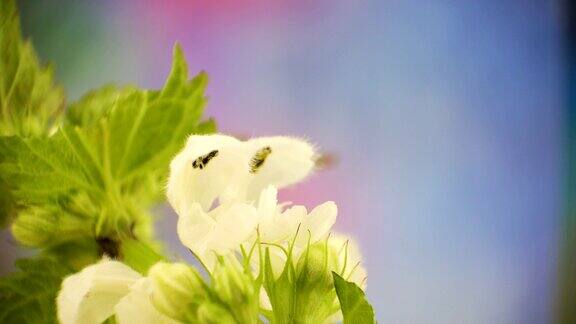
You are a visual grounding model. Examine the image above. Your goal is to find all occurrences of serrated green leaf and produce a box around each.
[0,132,101,205]
[0,0,65,137]
[332,272,375,324]
[43,238,100,271]
[0,256,72,324]
[1,44,214,242]
[0,0,66,228]
[66,84,136,128]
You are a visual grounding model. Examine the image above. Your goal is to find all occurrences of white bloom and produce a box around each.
[255,186,337,246]
[177,201,259,268]
[243,136,317,199]
[167,134,317,215]
[167,134,246,215]
[177,185,337,271]
[248,186,338,276]
[57,259,175,324]
[115,278,178,324]
[57,259,140,324]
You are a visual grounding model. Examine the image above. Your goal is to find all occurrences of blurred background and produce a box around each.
[1,0,571,323]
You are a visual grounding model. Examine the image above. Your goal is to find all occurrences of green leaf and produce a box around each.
[0,178,16,227]
[66,84,136,128]
[0,0,66,227]
[0,256,72,324]
[1,43,215,242]
[0,133,101,205]
[0,0,65,137]
[332,272,375,324]
[43,238,100,271]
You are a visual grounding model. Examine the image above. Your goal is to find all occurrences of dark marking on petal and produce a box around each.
[250,146,272,173]
[192,150,219,170]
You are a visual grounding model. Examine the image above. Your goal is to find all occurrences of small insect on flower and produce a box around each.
[192,150,219,170]
[250,146,272,173]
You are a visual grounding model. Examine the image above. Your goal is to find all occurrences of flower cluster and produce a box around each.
[56,134,367,323]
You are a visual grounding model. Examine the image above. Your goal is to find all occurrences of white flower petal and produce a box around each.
[167,135,317,216]
[178,201,259,268]
[57,259,141,324]
[256,186,278,221]
[260,205,306,243]
[209,202,259,254]
[167,134,248,214]
[245,136,316,199]
[298,201,337,245]
[259,288,273,311]
[115,278,178,324]
[177,203,215,256]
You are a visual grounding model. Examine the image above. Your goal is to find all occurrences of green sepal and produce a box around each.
[262,240,338,324]
[120,239,165,275]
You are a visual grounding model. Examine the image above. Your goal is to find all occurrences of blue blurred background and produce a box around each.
[2,0,568,323]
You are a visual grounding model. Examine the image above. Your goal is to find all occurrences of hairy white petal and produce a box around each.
[167,134,317,215]
[167,134,248,214]
[245,136,316,200]
[57,259,141,324]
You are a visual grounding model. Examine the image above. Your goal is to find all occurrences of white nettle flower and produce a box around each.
[252,186,338,275]
[167,134,317,215]
[177,184,337,271]
[177,201,259,267]
[255,186,337,246]
[57,259,176,324]
[115,278,178,324]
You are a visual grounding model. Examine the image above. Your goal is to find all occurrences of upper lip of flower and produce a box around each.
[167,134,317,216]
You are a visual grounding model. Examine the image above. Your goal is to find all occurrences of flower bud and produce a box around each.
[197,302,236,324]
[148,262,207,321]
[213,258,255,305]
[11,207,57,246]
[212,258,259,322]
[296,242,332,289]
[293,242,337,322]
[12,207,91,247]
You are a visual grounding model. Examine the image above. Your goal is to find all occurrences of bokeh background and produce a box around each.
[1,0,570,323]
